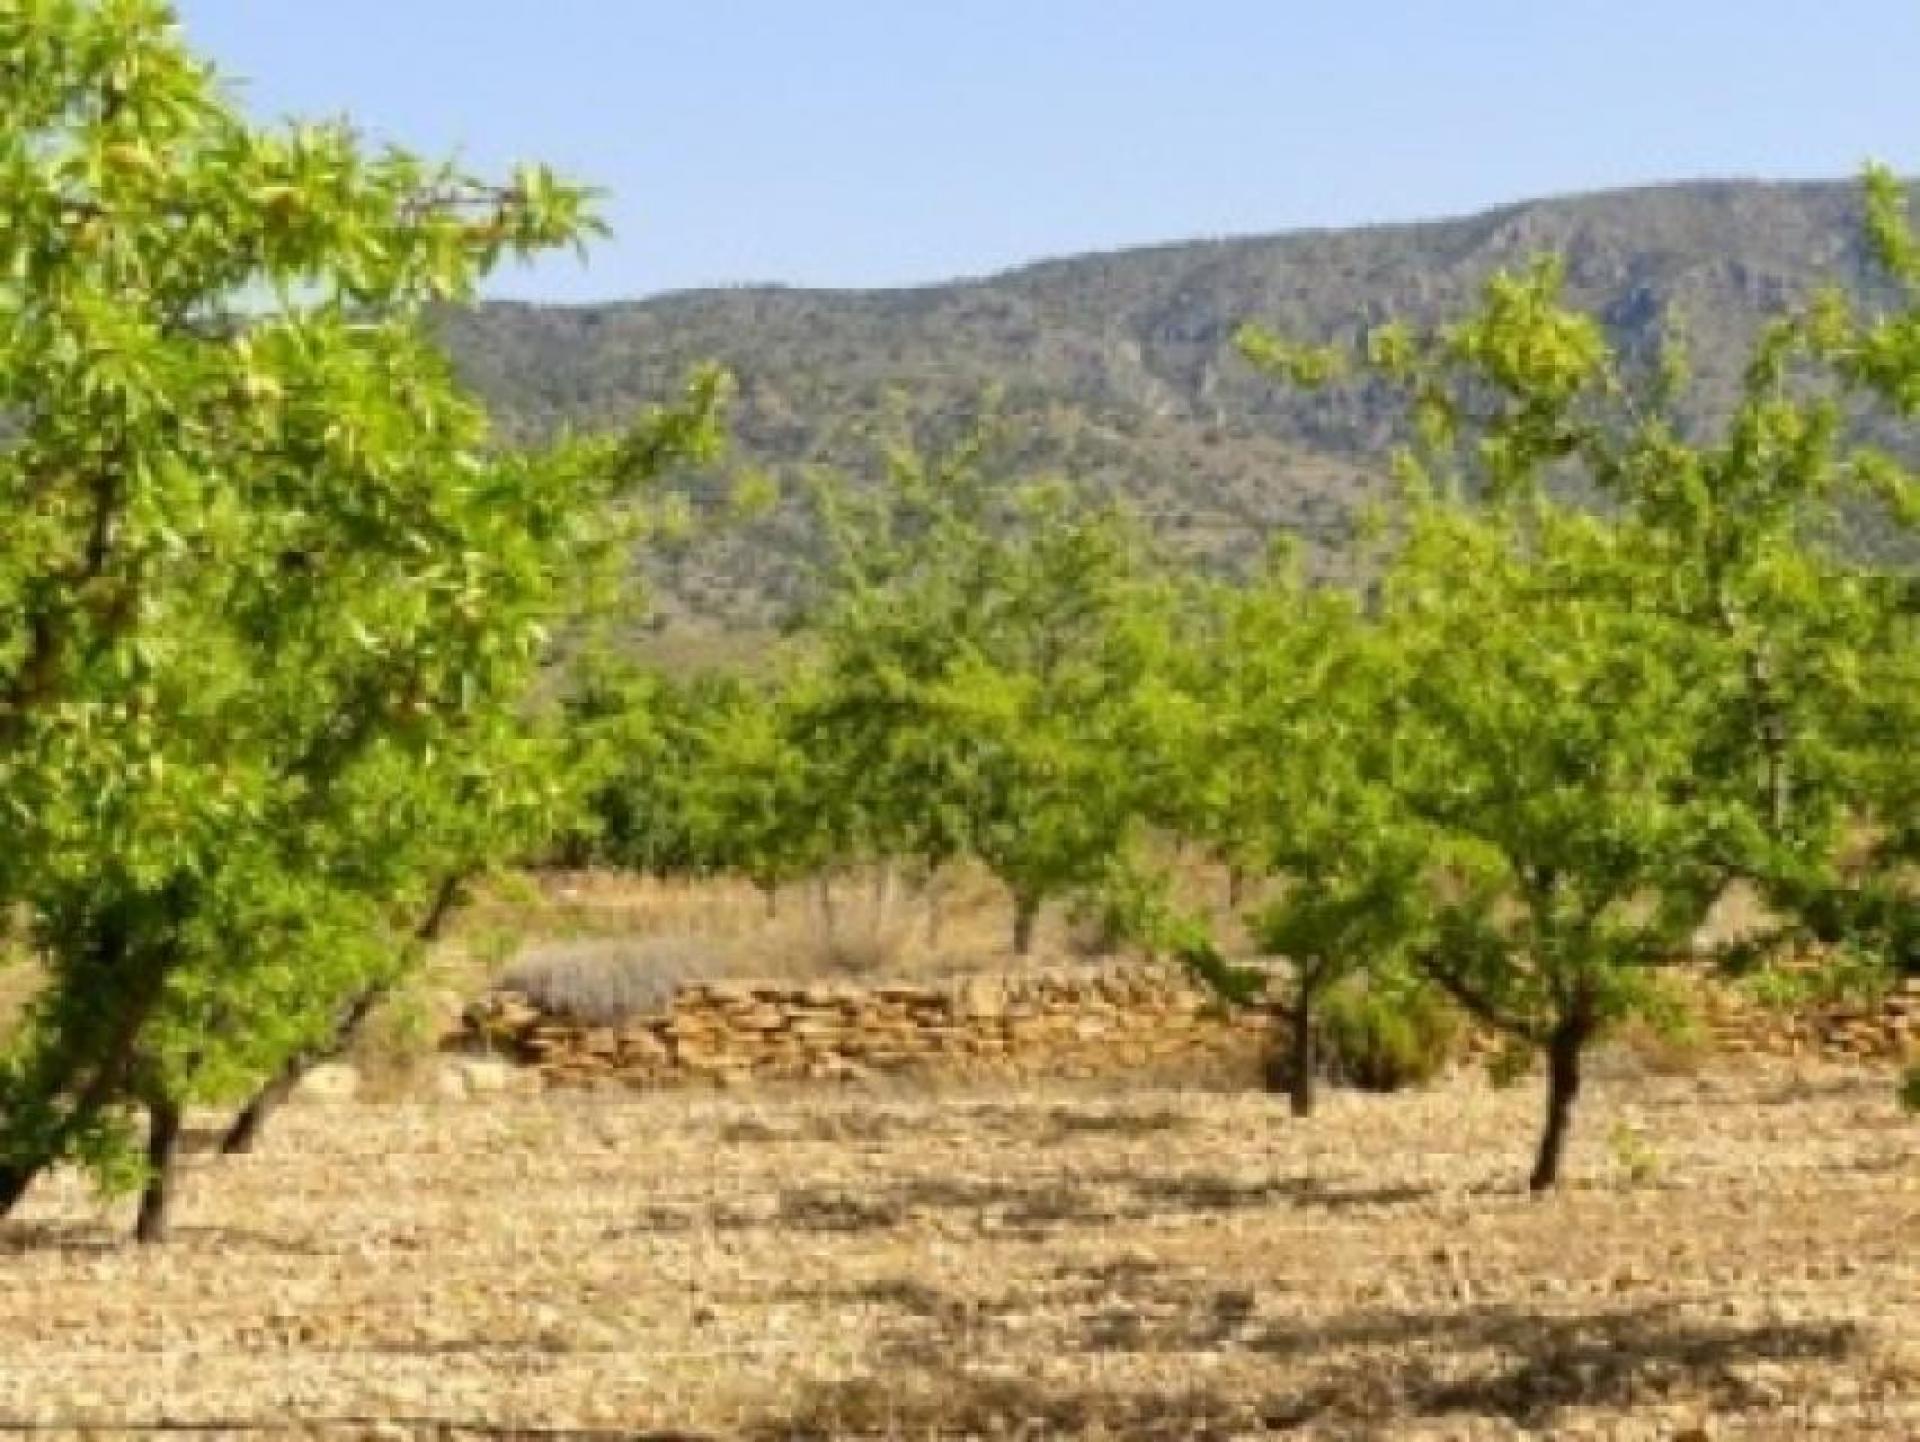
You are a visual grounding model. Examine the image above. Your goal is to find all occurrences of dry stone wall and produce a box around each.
[461,963,1274,1089]
[1693,971,1920,1064]
[458,961,1920,1092]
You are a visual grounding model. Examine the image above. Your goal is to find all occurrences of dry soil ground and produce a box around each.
[0,1061,1916,1440]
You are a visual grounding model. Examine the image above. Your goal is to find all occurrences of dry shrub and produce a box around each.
[472,863,1126,987]
[501,935,731,1023]
[1317,973,1460,1092]
[343,988,444,1100]
[798,924,903,978]
[1602,1013,1712,1079]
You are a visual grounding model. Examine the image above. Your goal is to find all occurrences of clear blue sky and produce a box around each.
[174,2,1920,302]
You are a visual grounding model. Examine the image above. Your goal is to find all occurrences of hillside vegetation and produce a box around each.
[440,178,1901,626]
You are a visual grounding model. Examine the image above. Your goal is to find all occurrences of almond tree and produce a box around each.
[0,0,723,1236]
[1380,501,1738,1189]
[805,447,1170,953]
[1201,563,1428,1118]
[1234,174,1920,1183]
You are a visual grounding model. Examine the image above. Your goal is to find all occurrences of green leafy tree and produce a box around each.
[1382,502,1741,1189]
[1204,561,1430,1117]
[805,445,1170,953]
[0,0,724,1237]
[1234,173,1920,1180]
[571,662,842,917]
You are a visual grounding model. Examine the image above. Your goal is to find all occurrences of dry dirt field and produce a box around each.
[0,1060,1916,1440]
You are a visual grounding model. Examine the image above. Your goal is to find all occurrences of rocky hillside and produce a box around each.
[438,178,1903,629]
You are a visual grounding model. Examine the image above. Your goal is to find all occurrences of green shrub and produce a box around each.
[1316,971,1460,1091]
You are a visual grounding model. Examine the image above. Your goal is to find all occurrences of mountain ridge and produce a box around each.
[435,176,1904,629]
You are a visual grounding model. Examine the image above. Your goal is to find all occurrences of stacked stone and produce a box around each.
[462,960,1920,1091]
[460,963,1274,1090]
[1698,972,1920,1062]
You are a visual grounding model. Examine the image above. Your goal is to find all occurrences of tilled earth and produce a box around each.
[0,1061,1916,1439]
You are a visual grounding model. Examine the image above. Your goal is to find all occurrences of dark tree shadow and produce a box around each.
[769,1176,1111,1236]
[1083,1298,1862,1431]
[0,1219,123,1255]
[606,1167,1434,1244]
[752,1303,1860,1439]
[746,1373,1260,1441]
[1043,1106,1193,1142]
[1120,1171,1432,1214]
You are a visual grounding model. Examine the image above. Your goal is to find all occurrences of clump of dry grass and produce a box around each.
[1600,1014,1713,1079]
[471,862,1114,989]
[500,935,733,1023]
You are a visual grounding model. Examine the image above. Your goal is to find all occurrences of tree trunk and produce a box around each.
[1011,892,1041,956]
[0,1164,33,1218]
[1288,994,1317,1118]
[135,1095,183,1244]
[1530,1016,1590,1192]
[219,873,465,1158]
[1281,961,1330,1117]
[0,952,168,1221]
[760,880,779,920]
[1748,650,1792,835]
[816,875,838,941]
[1227,865,1246,912]
[1765,728,1792,835]
[871,863,894,934]
[219,1064,299,1156]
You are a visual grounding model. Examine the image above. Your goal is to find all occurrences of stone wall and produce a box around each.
[461,963,1275,1089]
[457,962,1920,1092]
[1692,970,1920,1063]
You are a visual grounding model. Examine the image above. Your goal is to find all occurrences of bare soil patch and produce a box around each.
[0,1062,1915,1438]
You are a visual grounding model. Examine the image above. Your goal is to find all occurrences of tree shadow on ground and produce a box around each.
[632,1169,1434,1241]
[1118,1171,1430,1214]
[0,1219,123,1255]
[752,1302,1861,1439]
[746,1372,1260,1441]
[1260,1303,1859,1430]
[1041,1105,1194,1142]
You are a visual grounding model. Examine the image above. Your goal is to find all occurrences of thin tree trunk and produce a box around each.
[219,873,465,1158]
[816,874,838,942]
[760,880,779,920]
[1012,892,1041,956]
[1764,728,1792,835]
[134,1094,183,1244]
[0,1163,33,1218]
[1748,650,1792,835]
[1227,865,1246,912]
[1530,1015,1590,1192]
[218,1065,300,1156]
[1282,961,1329,1117]
[1288,1001,1316,1118]
[0,950,169,1220]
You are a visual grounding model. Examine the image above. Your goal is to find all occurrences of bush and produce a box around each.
[1315,972,1459,1091]
[1602,1012,1711,1078]
[499,937,730,1023]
